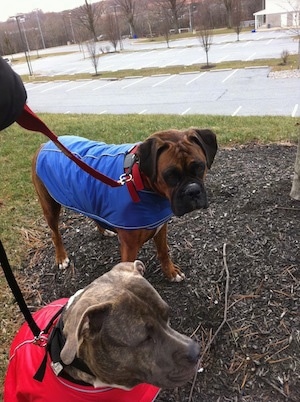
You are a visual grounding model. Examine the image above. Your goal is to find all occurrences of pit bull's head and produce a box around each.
[61,261,200,389]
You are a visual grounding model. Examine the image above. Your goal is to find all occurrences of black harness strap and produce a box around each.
[0,240,41,338]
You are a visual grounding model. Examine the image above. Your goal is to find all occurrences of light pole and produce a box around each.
[10,14,33,76]
[69,13,76,44]
[34,9,46,49]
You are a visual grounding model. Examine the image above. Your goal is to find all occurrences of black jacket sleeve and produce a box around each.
[0,57,27,131]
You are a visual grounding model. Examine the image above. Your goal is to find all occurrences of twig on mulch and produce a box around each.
[188,243,230,402]
[275,206,300,212]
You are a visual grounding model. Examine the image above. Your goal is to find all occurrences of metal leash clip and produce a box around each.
[119,173,133,185]
[33,331,48,348]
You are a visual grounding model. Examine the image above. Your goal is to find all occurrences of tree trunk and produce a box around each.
[290,133,300,200]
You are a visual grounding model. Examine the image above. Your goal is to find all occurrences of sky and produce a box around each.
[0,1,89,23]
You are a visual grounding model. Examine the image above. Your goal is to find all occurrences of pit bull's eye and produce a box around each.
[163,168,182,187]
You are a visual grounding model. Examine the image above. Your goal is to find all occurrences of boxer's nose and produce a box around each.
[184,183,208,208]
[184,183,201,199]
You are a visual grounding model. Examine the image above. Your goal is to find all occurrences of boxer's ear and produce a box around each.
[192,129,218,169]
[60,303,112,365]
[138,138,168,181]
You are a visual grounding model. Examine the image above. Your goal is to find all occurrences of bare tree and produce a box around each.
[74,0,104,41]
[2,33,16,58]
[161,8,173,47]
[114,0,137,38]
[232,0,243,41]
[103,13,119,51]
[154,0,187,34]
[223,0,234,28]
[197,1,214,67]
[86,40,100,75]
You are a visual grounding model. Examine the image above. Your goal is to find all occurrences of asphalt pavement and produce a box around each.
[10,30,300,116]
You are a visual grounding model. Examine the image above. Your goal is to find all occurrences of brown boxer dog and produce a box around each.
[32,128,217,281]
[5,261,200,401]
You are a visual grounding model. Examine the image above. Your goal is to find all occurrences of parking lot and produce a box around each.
[11,30,300,116]
[25,67,299,116]
[12,30,298,76]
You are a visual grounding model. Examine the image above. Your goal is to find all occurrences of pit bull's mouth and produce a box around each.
[172,182,208,216]
[163,366,198,387]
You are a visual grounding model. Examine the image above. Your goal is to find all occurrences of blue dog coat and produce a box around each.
[36,136,173,230]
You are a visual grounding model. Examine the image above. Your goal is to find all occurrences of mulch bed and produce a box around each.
[22,143,299,401]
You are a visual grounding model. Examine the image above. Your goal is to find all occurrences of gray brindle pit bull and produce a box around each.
[4,261,200,401]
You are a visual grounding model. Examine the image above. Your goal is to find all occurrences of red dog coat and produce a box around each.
[4,299,160,402]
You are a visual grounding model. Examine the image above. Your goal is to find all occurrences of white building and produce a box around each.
[254,0,300,29]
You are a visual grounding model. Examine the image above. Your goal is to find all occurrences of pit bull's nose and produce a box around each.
[187,340,200,364]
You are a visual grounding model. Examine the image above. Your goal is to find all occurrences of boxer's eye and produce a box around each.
[163,168,182,187]
[190,161,205,177]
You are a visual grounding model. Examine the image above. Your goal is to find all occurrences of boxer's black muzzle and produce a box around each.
[172,181,208,217]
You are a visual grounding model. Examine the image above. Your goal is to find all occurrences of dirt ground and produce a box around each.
[21,143,299,401]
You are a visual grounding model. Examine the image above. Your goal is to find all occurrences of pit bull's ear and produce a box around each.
[60,303,112,365]
[133,260,145,276]
[192,129,218,169]
[138,138,169,181]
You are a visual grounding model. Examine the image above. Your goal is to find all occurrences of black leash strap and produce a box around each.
[0,240,41,338]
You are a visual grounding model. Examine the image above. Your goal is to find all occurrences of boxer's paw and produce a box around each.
[103,229,117,237]
[170,271,186,282]
[164,264,186,282]
[57,257,70,270]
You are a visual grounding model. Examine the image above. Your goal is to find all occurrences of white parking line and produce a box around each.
[40,82,69,93]
[242,41,251,47]
[152,75,175,87]
[101,64,114,70]
[162,59,179,67]
[119,63,134,70]
[245,52,256,61]
[222,69,238,83]
[292,104,298,117]
[186,71,207,85]
[216,55,228,63]
[221,43,230,49]
[140,50,156,58]
[66,81,93,92]
[92,81,116,91]
[266,39,273,45]
[232,106,242,116]
[25,82,51,91]
[181,107,191,115]
[122,77,147,89]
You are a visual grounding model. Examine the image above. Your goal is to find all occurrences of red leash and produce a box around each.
[17,104,123,188]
